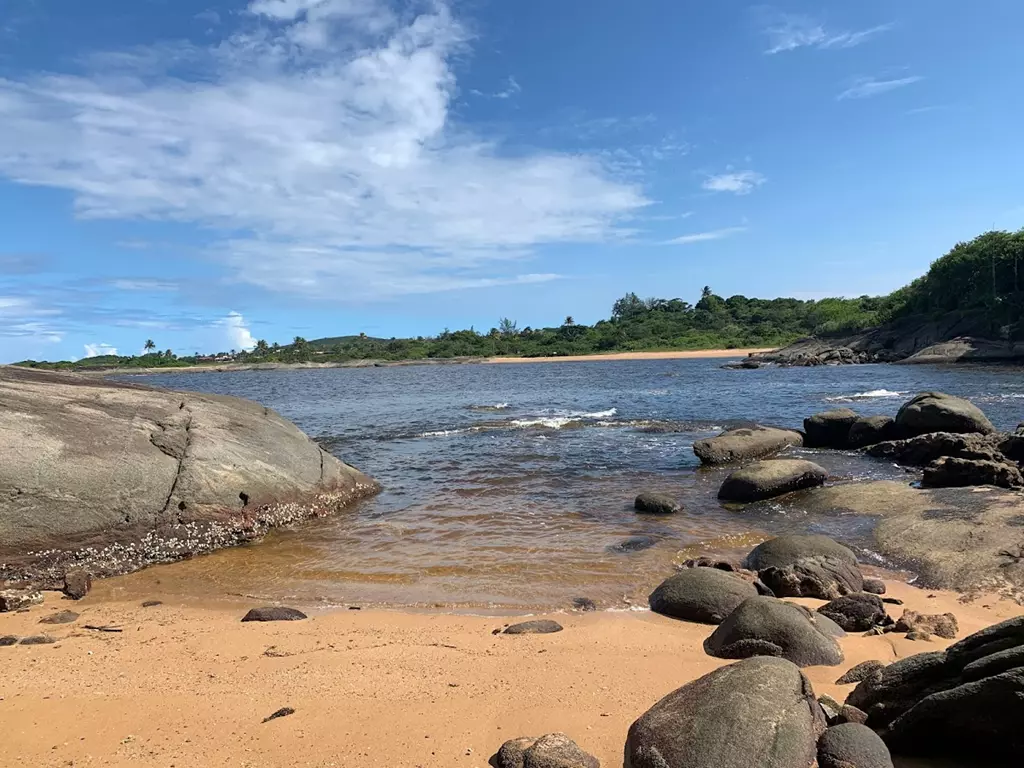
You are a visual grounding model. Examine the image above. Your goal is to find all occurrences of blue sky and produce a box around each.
[1,0,1022,362]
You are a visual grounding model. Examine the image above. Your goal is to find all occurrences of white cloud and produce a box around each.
[111,279,178,291]
[665,227,746,245]
[0,296,64,342]
[471,76,521,100]
[702,171,766,195]
[0,1,647,301]
[762,14,893,54]
[194,10,222,25]
[218,311,257,351]
[838,76,923,100]
[83,343,118,357]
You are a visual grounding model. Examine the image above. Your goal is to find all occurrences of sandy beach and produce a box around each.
[1,580,1019,768]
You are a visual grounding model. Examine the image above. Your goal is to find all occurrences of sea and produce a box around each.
[98,358,1024,612]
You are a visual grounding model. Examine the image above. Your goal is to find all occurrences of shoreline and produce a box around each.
[2,581,1020,768]
[55,347,774,376]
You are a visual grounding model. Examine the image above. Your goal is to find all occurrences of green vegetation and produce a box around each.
[15,229,1024,370]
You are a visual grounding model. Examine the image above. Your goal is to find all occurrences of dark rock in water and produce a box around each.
[718,459,827,502]
[758,555,864,600]
[744,535,858,571]
[892,610,958,639]
[624,656,825,768]
[804,408,859,449]
[862,578,886,595]
[895,391,996,437]
[721,359,761,370]
[848,415,897,448]
[866,431,1004,466]
[837,660,886,685]
[634,492,680,515]
[0,635,18,646]
[922,456,1024,489]
[20,635,56,645]
[39,610,79,625]
[0,589,43,612]
[817,723,894,768]
[63,569,92,600]
[818,593,890,632]
[241,607,308,623]
[608,536,659,554]
[495,733,598,768]
[648,567,758,625]
[571,597,597,612]
[692,425,803,466]
[503,620,563,635]
[142,600,163,608]
[704,596,844,667]
[262,707,295,723]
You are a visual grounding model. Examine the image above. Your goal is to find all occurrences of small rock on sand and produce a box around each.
[39,610,80,625]
[262,707,295,723]
[241,607,308,622]
[0,635,19,646]
[503,620,563,635]
[63,570,93,600]
[141,600,163,608]
[495,733,598,768]
[19,635,56,645]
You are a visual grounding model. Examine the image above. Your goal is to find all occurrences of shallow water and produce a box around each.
[100,360,1024,610]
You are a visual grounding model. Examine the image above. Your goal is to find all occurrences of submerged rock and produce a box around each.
[895,391,995,437]
[704,596,844,667]
[648,567,759,625]
[804,408,859,449]
[634,493,680,515]
[608,536,659,554]
[692,425,802,466]
[718,459,827,502]
[624,656,825,768]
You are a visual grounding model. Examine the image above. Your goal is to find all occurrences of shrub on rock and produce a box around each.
[624,656,825,768]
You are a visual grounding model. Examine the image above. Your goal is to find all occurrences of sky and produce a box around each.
[1,0,1023,362]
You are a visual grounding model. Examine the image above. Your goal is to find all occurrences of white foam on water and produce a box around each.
[510,416,578,429]
[825,389,907,402]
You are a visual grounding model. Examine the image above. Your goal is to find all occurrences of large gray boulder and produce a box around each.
[758,556,864,600]
[693,425,803,466]
[895,392,995,437]
[704,597,845,667]
[744,535,857,572]
[817,724,893,768]
[648,567,759,624]
[847,415,897,448]
[804,409,859,449]
[718,459,827,502]
[624,656,826,768]
[0,366,377,580]
[922,456,1024,489]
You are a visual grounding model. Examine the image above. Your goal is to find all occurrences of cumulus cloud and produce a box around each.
[83,343,118,357]
[838,76,923,101]
[219,311,257,351]
[0,1,648,303]
[702,171,766,195]
[665,227,746,245]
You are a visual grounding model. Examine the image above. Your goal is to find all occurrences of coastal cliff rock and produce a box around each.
[0,366,377,583]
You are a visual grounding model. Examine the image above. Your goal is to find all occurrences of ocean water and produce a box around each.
[101,359,1024,610]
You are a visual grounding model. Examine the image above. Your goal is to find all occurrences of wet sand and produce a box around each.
[1,580,1020,768]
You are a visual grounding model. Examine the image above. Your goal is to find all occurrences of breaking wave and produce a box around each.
[825,389,907,403]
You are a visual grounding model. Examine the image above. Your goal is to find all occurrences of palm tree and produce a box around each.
[564,316,575,326]
[255,339,269,355]
[293,336,307,348]
[144,339,156,353]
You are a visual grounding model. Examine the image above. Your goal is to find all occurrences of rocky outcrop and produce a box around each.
[895,392,996,436]
[865,431,1004,466]
[624,656,826,768]
[922,456,1024,489]
[495,733,598,768]
[718,459,827,502]
[0,366,377,584]
[890,611,958,640]
[847,616,1024,759]
[648,567,759,624]
[744,535,858,572]
[704,596,844,667]
[758,556,864,600]
[634,493,680,514]
[804,409,859,449]
[847,416,897,449]
[692,425,803,466]
[779,481,1024,598]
